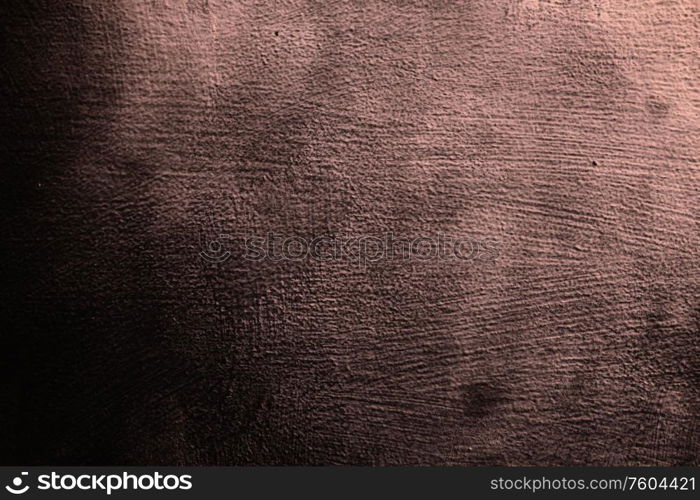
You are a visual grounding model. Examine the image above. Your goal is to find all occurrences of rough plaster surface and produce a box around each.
[1,0,699,465]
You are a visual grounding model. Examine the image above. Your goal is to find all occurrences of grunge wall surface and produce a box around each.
[1,0,698,465]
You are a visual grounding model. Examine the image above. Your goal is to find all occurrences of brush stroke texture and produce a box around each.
[1,0,698,465]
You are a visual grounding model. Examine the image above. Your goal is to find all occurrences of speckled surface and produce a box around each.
[1,0,698,465]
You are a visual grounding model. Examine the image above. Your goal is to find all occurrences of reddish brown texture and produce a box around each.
[1,0,698,465]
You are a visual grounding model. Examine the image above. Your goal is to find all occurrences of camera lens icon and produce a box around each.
[199,234,232,263]
[5,473,29,495]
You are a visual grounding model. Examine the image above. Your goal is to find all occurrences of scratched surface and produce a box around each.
[1,0,698,465]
